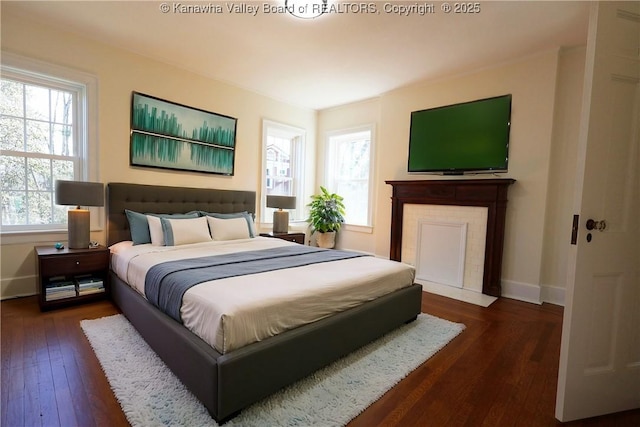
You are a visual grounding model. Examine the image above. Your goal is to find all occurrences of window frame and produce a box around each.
[1,52,99,237]
[261,119,306,225]
[325,124,375,232]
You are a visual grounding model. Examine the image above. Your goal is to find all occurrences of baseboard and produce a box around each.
[1,275,37,300]
[417,280,497,307]
[501,280,542,305]
[501,280,566,306]
[540,284,565,306]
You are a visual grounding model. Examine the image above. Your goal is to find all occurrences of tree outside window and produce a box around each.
[326,126,374,228]
[1,72,83,230]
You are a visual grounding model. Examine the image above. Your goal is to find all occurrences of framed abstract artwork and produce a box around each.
[130,92,237,175]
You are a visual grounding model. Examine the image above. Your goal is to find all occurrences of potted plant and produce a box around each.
[307,186,346,249]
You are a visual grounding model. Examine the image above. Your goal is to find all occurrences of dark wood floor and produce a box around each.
[2,293,639,427]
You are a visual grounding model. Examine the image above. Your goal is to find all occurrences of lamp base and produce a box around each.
[273,210,289,234]
[68,209,90,249]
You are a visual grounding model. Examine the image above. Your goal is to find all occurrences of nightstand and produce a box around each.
[259,232,306,245]
[35,245,110,311]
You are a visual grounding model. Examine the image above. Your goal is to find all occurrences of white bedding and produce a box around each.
[110,237,416,353]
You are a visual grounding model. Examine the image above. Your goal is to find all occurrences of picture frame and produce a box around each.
[130,92,237,175]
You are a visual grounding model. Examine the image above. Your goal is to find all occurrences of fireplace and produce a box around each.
[386,179,515,297]
[404,205,488,293]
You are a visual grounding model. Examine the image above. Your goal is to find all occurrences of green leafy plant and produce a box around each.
[307,186,346,233]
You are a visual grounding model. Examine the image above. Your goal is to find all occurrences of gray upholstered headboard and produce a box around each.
[106,183,256,246]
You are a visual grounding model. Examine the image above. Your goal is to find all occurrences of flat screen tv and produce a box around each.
[408,94,512,175]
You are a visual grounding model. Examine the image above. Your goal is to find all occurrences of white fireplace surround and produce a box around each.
[402,204,495,305]
[416,220,468,288]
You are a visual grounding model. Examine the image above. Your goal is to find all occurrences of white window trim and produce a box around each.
[260,119,306,225]
[325,123,376,232]
[1,52,100,241]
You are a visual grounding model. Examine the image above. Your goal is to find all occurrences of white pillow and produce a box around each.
[146,213,200,246]
[147,216,165,246]
[109,240,134,254]
[199,211,256,237]
[161,216,212,246]
[207,216,251,241]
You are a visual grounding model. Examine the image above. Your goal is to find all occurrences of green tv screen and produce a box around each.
[408,94,512,174]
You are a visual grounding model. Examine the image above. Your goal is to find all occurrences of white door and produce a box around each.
[556,1,640,422]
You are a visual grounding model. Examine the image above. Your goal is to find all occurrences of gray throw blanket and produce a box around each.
[145,245,369,322]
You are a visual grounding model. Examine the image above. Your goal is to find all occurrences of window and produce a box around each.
[1,54,96,232]
[326,125,374,228]
[261,120,305,223]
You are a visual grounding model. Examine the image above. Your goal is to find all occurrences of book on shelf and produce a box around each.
[77,280,103,288]
[45,278,76,299]
[76,275,104,295]
[47,278,74,288]
[78,285,104,292]
[46,285,75,292]
[45,284,77,300]
[76,275,103,284]
[46,292,76,301]
[46,287,75,293]
[45,275,106,300]
[78,287,105,296]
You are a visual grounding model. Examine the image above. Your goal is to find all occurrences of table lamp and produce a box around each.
[55,180,104,249]
[266,195,296,234]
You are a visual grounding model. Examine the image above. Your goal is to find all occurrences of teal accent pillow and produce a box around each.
[125,210,151,245]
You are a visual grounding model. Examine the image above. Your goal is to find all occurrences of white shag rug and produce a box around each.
[81,313,464,427]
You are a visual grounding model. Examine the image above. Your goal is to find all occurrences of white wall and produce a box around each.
[539,47,586,305]
[316,98,380,253]
[0,12,316,298]
[319,49,586,304]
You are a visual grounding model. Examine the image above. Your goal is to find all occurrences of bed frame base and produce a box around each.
[111,272,422,422]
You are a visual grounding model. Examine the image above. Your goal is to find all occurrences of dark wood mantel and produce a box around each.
[386,179,515,297]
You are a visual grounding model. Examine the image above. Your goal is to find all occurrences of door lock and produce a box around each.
[586,219,607,232]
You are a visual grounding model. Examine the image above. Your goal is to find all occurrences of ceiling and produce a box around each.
[3,1,590,110]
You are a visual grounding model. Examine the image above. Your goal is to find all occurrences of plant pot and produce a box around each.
[316,231,336,249]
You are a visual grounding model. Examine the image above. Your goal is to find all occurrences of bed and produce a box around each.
[106,182,423,423]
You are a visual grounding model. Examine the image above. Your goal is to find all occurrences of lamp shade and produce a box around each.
[55,180,104,207]
[266,195,296,210]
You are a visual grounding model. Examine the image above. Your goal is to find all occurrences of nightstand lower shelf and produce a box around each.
[35,246,110,311]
